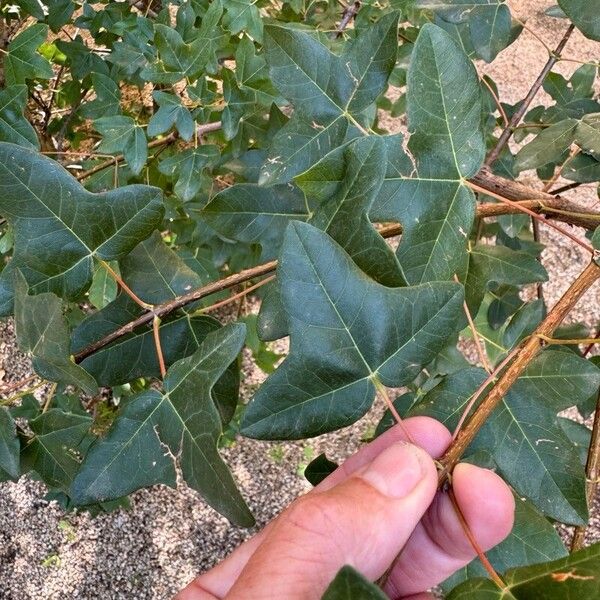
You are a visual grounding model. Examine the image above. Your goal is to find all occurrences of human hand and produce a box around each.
[176,417,515,600]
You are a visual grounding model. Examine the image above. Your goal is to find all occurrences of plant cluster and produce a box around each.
[1,0,600,596]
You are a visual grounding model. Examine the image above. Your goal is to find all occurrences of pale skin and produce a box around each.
[176,417,515,600]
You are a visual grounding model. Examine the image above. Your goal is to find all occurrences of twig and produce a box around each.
[372,376,415,445]
[0,380,47,407]
[571,388,600,551]
[191,275,275,316]
[76,121,222,181]
[536,334,600,346]
[454,274,491,373]
[335,1,360,38]
[74,188,600,363]
[152,316,167,378]
[0,374,36,396]
[467,181,595,254]
[485,24,575,166]
[480,76,509,128]
[438,260,600,483]
[99,259,153,310]
[448,487,506,589]
[42,382,57,413]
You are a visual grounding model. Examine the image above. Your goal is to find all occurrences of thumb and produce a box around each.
[226,442,438,600]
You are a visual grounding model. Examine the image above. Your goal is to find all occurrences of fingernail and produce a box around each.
[359,442,428,498]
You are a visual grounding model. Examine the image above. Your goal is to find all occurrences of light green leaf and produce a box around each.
[88,261,119,309]
[575,113,600,160]
[558,0,600,41]
[514,119,578,172]
[71,323,253,527]
[14,271,97,395]
[259,13,399,184]
[223,0,263,42]
[95,116,148,175]
[321,566,388,599]
[0,85,39,149]
[4,24,53,85]
[241,222,464,440]
[448,542,600,599]
[0,143,164,315]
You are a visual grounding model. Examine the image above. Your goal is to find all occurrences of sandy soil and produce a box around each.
[2,1,600,598]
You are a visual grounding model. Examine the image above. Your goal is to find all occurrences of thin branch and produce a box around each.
[448,487,506,589]
[192,275,275,316]
[485,24,575,166]
[0,374,36,396]
[372,376,415,445]
[76,121,222,181]
[42,382,57,413]
[571,388,600,551]
[73,188,600,363]
[454,274,491,373]
[438,260,600,483]
[335,1,360,38]
[536,334,600,346]
[480,76,509,128]
[153,316,167,378]
[99,259,153,310]
[467,181,596,254]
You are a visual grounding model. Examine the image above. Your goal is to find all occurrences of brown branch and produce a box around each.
[485,24,575,166]
[99,259,153,310]
[335,1,360,38]
[76,121,222,181]
[0,374,36,396]
[571,388,600,551]
[152,316,167,378]
[438,260,600,483]
[73,180,600,363]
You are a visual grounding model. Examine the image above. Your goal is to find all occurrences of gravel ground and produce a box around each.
[2,1,600,598]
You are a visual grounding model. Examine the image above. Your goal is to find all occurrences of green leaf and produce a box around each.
[444,495,568,591]
[0,407,20,480]
[0,143,164,315]
[71,323,253,527]
[14,271,97,395]
[304,453,338,486]
[241,222,464,440]
[410,350,600,524]
[448,542,600,599]
[56,36,109,80]
[95,116,148,175]
[21,408,92,493]
[202,183,311,260]
[223,0,263,42]
[575,113,600,160]
[79,73,121,120]
[159,146,220,202]
[465,245,548,314]
[0,85,39,149]
[3,24,53,85]
[259,12,399,184]
[514,119,578,172]
[88,261,118,309]
[321,566,388,599]
[141,1,227,82]
[309,136,405,287]
[147,91,194,141]
[558,0,600,41]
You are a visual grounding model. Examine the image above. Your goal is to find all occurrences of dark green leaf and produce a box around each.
[0,407,20,480]
[88,261,118,309]
[321,566,388,599]
[0,143,164,315]
[448,542,600,598]
[14,271,97,395]
[241,222,464,440]
[304,453,338,486]
[147,91,194,141]
[95,116,148,175]
[558,0,600,41]
[79,73,121,120]
[575,113,600,160]
[71,323,253,527]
